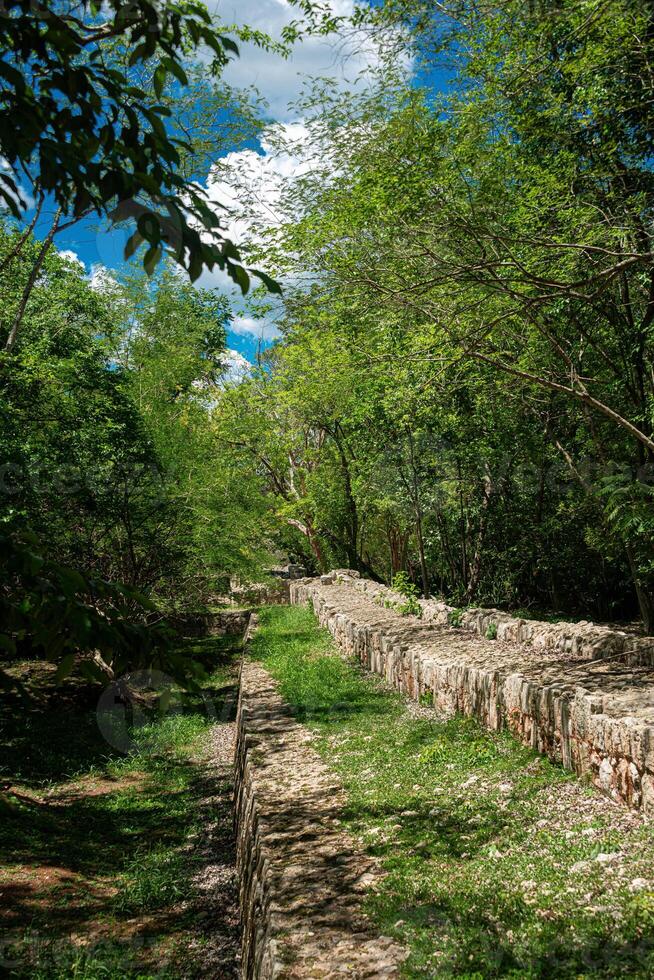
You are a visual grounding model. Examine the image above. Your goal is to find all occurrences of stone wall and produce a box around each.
[233,665,278,979]
[324,571,654,664]
[228,578,289,607]
[291,573,654,817]
[172,609,252,638]
[234,658,406,978]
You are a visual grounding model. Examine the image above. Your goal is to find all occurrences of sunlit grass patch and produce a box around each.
[113,845,187,914]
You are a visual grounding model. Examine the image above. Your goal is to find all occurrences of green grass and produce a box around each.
[0,638,241,978]
[251,605,654,979]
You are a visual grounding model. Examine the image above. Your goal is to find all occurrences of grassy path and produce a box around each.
[250,605,654,979]
[0,635,241,979]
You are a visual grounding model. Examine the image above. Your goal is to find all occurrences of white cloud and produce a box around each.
[58,248,85,268]
[231,315,280,341]
[215,0,387,122]
[89,263,119,292]
[206,120,313,245]
[196,2,409,325]
[196,119,314,316]
[221,347,253,384]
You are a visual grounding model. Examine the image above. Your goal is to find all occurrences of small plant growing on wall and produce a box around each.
[449,608,464,628]
[398,596,422,617]
[486,622,498,640]
[392,572,423,618]
[392,571,416,596]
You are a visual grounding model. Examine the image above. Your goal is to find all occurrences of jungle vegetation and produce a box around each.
[224,0,654,629]
[3,0,654,702]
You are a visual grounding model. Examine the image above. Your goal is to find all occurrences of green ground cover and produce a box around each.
[0,634,240,979]
[250,605,654,979]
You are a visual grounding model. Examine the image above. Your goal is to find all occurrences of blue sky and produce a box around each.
[27,1,448,365]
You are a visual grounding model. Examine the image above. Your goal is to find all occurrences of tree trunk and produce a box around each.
[0,192,43,274]
[625,544,654,635]
[435,511,458,592]
[465,464,493,602]
[6,208,62,352]
[456,457,468,589]
[387,524,409,577]
[332,425,359,569]
[414,510,430,599]
[407,430,430,597]
[287,517,325,570]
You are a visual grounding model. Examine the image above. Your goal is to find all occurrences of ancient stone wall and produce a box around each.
[171,609,252,638]
[234,658,406,978]
[325,571,654,664]
[291,573,654,817]
[233,665,278,979]
[229,578,289,607]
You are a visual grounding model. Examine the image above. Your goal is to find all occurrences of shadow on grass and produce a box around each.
[1,761,198,875]
[371,878,654,978]
[0,635,243,978]
[0,674,239,790]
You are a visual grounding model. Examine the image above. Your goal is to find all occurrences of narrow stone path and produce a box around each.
[235,660,407,978]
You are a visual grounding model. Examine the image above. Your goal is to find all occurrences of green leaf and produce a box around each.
[228,262,250,294]
[55,653,76,683]
[218,35,240,56]
[153,64,167,100]
[161,57,188,87]
[124,230,144,260]
[128,43,149,66]
[56,567,87,596]
[251,268,283,295]
[143,243,163,275]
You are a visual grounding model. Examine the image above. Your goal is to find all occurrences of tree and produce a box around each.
[0,0,284,288]
[250,0,654,629]
[0,226,275,689]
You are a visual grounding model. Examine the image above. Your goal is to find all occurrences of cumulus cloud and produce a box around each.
[215,0,387,122]
[58,248,85,268]
[231,314,281,341]
[198,2,407,335]
[196,119,314,318]
[206,121,313,245]
[89,264,119,292]
[201,0,399,273]
[221,347,253,385]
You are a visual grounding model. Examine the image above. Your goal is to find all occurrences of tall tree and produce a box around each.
[253,0,654,628]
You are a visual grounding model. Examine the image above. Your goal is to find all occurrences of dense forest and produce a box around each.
[225,0,654,630]
[3,0,654,706]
